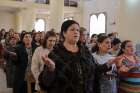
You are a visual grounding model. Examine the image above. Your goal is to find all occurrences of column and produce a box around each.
[15,7,36,32]
[15,9,23,32]
[50,0,64,32]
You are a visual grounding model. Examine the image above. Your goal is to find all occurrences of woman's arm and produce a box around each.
[31,48,41,83]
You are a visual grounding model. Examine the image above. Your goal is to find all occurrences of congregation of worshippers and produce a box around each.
[0,20,140,93]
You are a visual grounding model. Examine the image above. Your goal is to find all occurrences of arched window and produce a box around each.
[35,19,45,32]
[64,17,73,21]
[35,0,49,4]
[64,0,78,7]
[90,13,106,37]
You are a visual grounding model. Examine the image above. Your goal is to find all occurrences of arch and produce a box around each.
[35,18,45,32]
[90,13,106,36]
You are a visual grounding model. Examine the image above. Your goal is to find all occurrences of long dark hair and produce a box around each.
[32,32,41,44]
[117,40,132,56]
[93,35,109,53]
[20,32,31,44]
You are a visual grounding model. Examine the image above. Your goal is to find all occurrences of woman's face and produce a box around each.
[23,34,32,45]
[114,43,121,50]
[9,30,14,36]
[10,37,17,46]
[5,34,10,40]
[123,42,134,55]
[1,30,6,35]
[46,36,56,49]
[79,31,87,43]
[35,33,41,42]
[99,38,111,53]
[91,35,97,43]
[63,24,80,44]
[14,33,20,42]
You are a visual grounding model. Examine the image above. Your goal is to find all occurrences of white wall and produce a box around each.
[0,11,16,31]
[117,0,140,43]
[83,0,120,34]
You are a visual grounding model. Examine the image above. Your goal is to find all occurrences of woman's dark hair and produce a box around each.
[42,31,56,48]
[60,20,79,42]
[0,28,6,34]
[4,32,9,39]
[0,29,6,40]
[91,34,97,38]
[117,40,132,56]
[94,35,109,52]
[21,30,27,35]
[20,32,31,43]
[111,38,121,46]
[32,32,41,43]
[97,33,106,39]
[90,34,97,43]
[108,33,114,37]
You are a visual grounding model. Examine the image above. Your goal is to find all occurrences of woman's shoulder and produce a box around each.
[92,52,113,58]
[16,43,25,50]
[35,46,44,51]
[48,44,64,58]
[92,52,97,57]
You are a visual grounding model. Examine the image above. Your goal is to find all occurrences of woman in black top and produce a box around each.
[40,20,96,93]
[13,32,37,93]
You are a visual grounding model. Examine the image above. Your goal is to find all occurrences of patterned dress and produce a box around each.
[118,56,140,93]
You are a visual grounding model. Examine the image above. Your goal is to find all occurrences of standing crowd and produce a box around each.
[0,20,140,93]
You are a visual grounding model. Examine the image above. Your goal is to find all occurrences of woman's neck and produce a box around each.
[25,43,31,48]
[63,41,78,53]
[124,53,133,57]
[11,44,16,47]
[97,50,107,56]
[112,47,118,51]
[36,42,40,46]
[47,47,53,51]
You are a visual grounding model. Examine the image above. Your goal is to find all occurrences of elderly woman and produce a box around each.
[39,20,96,93]
[31,31,57,91]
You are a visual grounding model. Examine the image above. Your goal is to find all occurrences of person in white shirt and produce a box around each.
[92,35,117,93]
[31,31,57,91]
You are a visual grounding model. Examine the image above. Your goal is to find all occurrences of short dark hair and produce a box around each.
[97,33,106,39]
[60,20,79,41]
[91,34,97,38]
[79,27,86,34]
[42,31,56,48]
[111,38,121,46]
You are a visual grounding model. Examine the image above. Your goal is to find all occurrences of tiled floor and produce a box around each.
[0,68,12,93]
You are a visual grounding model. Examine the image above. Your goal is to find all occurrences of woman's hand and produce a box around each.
[118,65,130,72]
[42,55,55,72]
[107,56,121,65]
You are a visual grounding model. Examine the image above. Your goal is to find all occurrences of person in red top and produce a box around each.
[0,43,5,65]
